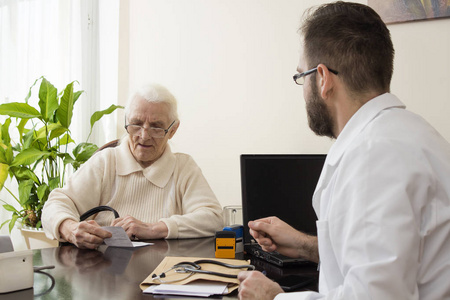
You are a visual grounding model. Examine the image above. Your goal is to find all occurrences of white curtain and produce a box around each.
[0,0,122,241]
[0,0,83,96]
[0,0,117,145]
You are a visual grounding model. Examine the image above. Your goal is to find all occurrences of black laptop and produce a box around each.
[240,154,326,267]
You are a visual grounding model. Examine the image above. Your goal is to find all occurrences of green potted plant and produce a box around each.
[0,77,123,240]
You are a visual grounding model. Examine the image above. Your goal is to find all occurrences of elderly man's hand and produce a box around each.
[59,219,112,249]
[238,271,284,300]
[111,215,168,240]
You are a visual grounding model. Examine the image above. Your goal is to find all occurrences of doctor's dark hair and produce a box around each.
[300,1,394,95]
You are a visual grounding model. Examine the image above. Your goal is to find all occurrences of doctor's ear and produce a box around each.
[316,64,335,99]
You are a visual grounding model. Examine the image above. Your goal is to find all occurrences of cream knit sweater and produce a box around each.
[42,137,223,240]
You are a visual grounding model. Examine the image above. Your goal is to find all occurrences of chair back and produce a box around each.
[96,139,119,152]
[0,235,14,253]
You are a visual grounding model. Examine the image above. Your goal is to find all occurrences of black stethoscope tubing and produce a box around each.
[152,259,255,282]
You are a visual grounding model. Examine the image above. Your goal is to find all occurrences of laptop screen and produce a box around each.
[240,154,326,245]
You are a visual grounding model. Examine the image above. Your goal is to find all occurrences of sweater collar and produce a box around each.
[116,136,176,188]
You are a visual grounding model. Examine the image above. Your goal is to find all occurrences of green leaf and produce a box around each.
[18,179,34,206]
[72,161,81,170]
[90,104,124,129]
[24,77,42,103]
[73,90,84,105]
[11,148,49,167]
[56,82,76,128]
[5,145,13,164]
[0,148,6,164]
[23,192,39,208]
[2,203,18,213]
[36,122,62,140]
[61,153,75,165]
[11,166,39,183]
[48,176,60,190]
[17,118,29,139]
[0,145,13,165]
[0,163,10,191]
[0,219,11,230]
[38,78,59,121]
[1,118,11,145]
[49,126,68,141]
[0,102,41,119]
[9,214,19,233]
[73,142,98,163]
[49,148,58,160]
[59,133,74,145]
[37,183,49,201]
[22,126,36,150]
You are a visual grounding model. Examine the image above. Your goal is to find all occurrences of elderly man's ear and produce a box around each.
[168,120,180,139]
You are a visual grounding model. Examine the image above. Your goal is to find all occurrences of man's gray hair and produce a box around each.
[125,83,179,121]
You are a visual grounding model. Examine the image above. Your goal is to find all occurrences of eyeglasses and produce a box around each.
[125,120,177,138]
[293,67,338,85]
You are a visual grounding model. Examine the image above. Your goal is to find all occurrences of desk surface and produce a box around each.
[1,238,318,300]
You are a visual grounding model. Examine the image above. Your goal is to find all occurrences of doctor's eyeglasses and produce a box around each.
[293,67,338,85]
[125,120,177,138]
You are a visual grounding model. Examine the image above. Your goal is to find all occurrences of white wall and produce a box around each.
[121,0,450,208]
[389,18,450,134]
[3,0,449,246]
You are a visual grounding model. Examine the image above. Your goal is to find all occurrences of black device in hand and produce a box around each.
[275,275,316,292]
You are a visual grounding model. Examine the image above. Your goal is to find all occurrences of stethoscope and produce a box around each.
[151,259,255,283]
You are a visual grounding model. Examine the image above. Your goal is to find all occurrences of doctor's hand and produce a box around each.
[111,215,168,240]
[59,219,112,249]
[249,216,319,263]
[238,271,284,300]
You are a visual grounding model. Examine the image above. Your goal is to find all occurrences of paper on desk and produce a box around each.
[141,256,250,294]
[102,226,153,248]
[143,280,228,297]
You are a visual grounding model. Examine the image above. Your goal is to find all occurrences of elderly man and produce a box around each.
[238,2,450,300]
[42,83,223,249]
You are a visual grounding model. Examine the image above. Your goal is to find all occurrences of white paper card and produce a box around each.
[143,281,229,297]
[102,226,153,248]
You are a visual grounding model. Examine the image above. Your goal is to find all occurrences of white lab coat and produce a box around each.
[276,93,450,300]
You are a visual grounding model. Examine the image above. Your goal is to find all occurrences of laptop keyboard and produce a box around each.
[247,243,310,267]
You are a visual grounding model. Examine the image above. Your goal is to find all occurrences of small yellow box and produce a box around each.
[215,231,236,259]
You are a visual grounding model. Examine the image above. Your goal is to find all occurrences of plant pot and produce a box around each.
[19,225,58,249]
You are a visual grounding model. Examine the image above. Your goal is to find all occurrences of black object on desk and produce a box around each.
[59,205,120,246]
[247,254,319,292]
[276,274,316,292]
[240,154,325,267]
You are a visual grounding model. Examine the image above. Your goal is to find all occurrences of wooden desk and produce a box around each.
[1,237,318,299]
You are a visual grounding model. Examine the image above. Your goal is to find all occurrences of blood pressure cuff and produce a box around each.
[79,205,119,221]
[59,206,119,246]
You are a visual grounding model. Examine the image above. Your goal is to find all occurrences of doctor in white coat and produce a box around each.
[238,2,450,300]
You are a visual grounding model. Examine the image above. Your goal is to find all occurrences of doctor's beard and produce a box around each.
[306,78,335,139]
